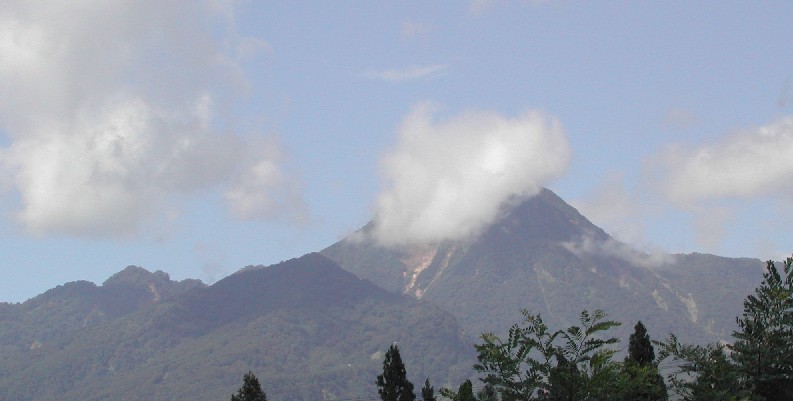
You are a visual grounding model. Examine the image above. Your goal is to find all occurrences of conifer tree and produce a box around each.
[456,380,475,401]
[627,321,654,366]
[622,321,667,401]
[421,378,436,401]
[731,258,793,400]
[231,371,267,401]
[377,344,416,401]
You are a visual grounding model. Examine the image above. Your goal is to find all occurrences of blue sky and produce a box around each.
[1,1,793,302]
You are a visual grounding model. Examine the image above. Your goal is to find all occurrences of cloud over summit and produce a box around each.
[370,103,570,246]
[0,1,302,237]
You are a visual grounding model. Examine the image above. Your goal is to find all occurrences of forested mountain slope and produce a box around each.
[0,253,472,401]
[322,188,762,345]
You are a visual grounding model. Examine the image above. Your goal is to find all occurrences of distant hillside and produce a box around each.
[322,188,763,346]
[0,266,204,355]
[0,253,472,401]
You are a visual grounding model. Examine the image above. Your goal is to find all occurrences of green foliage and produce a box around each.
[627,321,654,366]
[621,321,667,401]
[731,258,793,400]
[377,345,416,401]
[656,257,793,401]
[421,378,436,401]
[439,379,478,401]
[231,371,267,401]
[656,334,745,401]
[473,309,622,401]
[0,254,473,401]
[457,380,475,401]
[476,384,498,401]
[619,360,667,401]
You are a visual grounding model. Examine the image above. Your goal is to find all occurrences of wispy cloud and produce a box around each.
[364,64,448,83]
[655,116,793,205]
[570,173,649,245]
[369,102,570,246]
[0,1,305,238]
[563,234,676,269]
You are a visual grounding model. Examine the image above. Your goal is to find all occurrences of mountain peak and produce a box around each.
[323,188,762,345]
[103,265,167,287]
[484,188,609,244]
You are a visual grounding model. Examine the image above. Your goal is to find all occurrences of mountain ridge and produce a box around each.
[0,189,768,401]
[0,253,472,401]
[322,188,762,345]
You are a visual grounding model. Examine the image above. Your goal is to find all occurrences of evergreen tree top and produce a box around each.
[627,320,655,366]
[421,378,436,401]
[376,345,416,401]
[231,371,267,401]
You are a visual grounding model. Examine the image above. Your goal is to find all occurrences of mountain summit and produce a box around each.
[322,188,762,344]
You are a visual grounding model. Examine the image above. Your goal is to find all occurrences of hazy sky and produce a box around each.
[1,1,792,302]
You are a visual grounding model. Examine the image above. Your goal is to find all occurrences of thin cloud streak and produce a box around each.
[563,234,676,269]
[364,64,449,83]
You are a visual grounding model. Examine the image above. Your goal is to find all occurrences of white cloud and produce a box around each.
[563,234,675,269]
[0,1,303,237]
[656,116,793,205]
[640,115,793,253]
[365,64,448,83]
[370,103,570,246]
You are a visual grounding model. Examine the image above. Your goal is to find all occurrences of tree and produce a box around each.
[656,334,745,401]
[731,258,793,400]
[477,384,499,401]
[657,256,793,401]
[545,351,584,401]
[474,309,622,401]
[231,371,267,401]
[377,344,416,401]
[621,321,667,401]
[439,379,476,401]
[474,310,557,401]
[422,378,436,401]
[627,321,654,366]
[457,380,476,401]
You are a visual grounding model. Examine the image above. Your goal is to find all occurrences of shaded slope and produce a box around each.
[0,266,204,355]
[0,253,472,401]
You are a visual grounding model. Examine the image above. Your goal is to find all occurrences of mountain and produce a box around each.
[0,266,204,355]
[0,253,472,401]
[322,188,763,345]
[0,189,768,400]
